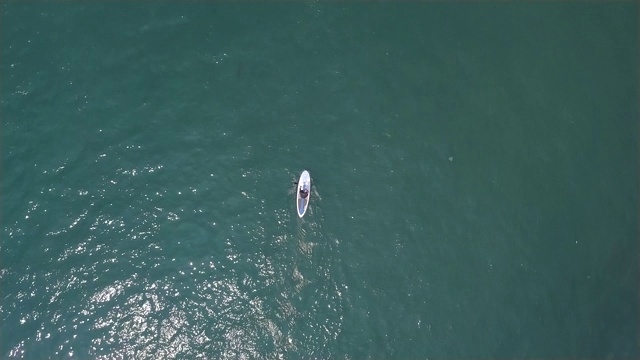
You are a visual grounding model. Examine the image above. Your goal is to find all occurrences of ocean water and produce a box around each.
[1,2,638,359]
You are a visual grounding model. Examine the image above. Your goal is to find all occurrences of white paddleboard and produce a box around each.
[296,170,311,218]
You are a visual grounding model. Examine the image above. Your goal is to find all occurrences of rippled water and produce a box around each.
[2,125,345,358]
[1,103,346,358]
[2,2,638,359]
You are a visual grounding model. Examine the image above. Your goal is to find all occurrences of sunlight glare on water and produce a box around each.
[1,2,637,359]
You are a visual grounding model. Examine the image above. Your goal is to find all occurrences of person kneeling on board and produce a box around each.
[299,188,309,199]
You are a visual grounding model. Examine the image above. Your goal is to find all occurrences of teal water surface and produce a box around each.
[1,3,638,359]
